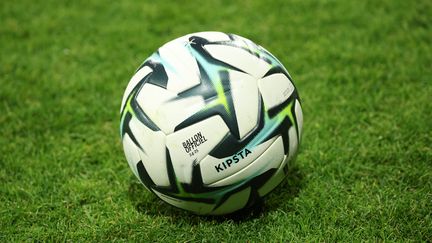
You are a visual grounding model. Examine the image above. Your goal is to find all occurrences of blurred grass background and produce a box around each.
[1,0,431,241]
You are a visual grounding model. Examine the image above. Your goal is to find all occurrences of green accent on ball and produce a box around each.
[119,90,137,137]
[215,81,231,115]
[188,45,231,116]
[249,100,295,149]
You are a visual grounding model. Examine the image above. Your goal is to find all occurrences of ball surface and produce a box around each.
[120,31,303,215]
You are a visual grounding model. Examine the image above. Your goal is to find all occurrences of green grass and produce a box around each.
[1,0,431,241]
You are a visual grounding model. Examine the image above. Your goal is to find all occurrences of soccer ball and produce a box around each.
[120,31,303,215]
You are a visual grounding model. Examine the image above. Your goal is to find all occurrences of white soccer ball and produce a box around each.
[120,31,303,215]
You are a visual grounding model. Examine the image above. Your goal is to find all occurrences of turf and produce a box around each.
[1,0,431,241]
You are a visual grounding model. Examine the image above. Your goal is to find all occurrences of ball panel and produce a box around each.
[211,187,251,215]
[208,135,285,187]
[200,136,277,185]
[258,73,295,110]
[127,116,170,186]
[254,44,293,78]
[137,83,176,115]
[294,99,303,140]
[122,134,141,179]
[158,40,201,93]
[228,70,260,139]
[258,156,288,197]
[191,31,231,42]
[120,65,152,113]
[203,43,271,78]
[287,126,299,161]
[166,115,229,184]
[137,83,206,134]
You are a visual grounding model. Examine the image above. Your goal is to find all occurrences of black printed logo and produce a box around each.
[182,132,208,157]
[214,148,252,173]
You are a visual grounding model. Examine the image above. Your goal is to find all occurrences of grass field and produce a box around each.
[1,0,431,241]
